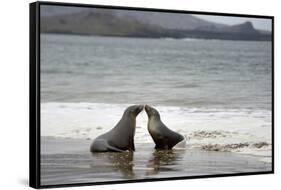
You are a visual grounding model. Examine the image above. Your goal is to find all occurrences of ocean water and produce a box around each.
[41,34,272,161]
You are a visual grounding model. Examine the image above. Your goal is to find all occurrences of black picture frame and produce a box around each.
[30,1,274,189]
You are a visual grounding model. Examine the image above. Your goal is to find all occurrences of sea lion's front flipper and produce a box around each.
[132,143,135,151]
[131,138,135,151]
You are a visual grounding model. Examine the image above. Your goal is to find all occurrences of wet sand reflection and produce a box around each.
[145,149,186,176]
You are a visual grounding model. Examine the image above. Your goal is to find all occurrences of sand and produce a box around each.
[41,136,272,186]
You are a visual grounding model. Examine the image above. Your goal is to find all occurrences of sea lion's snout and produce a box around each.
[144,105,155,117]
[135,105,144,115]
[126,105,143,116]
[144,105,150,112]
[145,105,161,119]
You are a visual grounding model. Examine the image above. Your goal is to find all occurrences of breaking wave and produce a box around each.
[41,102,272,161]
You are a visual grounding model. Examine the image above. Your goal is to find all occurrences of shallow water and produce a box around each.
[41,137,271,185]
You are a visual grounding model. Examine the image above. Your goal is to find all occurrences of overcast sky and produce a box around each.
[193,15,272,31]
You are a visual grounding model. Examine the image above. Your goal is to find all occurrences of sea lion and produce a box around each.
[145,105,185,150]
[90,105,143,152]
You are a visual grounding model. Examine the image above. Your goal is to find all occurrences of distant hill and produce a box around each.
[113,10,224,30]
[40,7,271,41]
[41,10,163,37]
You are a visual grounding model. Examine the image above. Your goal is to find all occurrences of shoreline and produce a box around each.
[41,32,272,42]
[41,136,272,186]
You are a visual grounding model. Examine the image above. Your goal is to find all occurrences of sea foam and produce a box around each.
[41,102,272,161]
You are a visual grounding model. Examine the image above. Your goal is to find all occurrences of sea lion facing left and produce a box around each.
[145,105,185,150]
[90,105,143,153]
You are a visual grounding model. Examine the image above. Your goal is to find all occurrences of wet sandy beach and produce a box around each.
[41,137,271,186]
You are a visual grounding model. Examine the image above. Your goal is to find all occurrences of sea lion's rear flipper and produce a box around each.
[107,141,126,152]
[173,135,187,149]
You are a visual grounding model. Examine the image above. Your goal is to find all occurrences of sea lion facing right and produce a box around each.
[90,105,143,152]
[145,105,185,150]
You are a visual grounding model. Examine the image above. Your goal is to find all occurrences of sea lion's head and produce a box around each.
[144,105,160,119]
[124,105,144,118]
